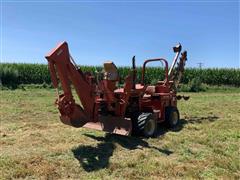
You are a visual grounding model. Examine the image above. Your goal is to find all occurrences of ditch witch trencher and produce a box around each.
[45,42,188,137]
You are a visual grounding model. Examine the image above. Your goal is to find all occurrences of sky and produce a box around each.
[0,0,239,68]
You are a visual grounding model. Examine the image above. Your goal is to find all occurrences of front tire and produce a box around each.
[133,113,157,137]
[165,106,180,128]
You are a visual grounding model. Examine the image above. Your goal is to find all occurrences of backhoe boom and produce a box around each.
[45,42,96,127]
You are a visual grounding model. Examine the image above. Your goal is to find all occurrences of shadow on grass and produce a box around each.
[187,115,219,123]
[156,115,219,136]
[72,115,219,172]
[72,133,173,172]
[72,141,115,172]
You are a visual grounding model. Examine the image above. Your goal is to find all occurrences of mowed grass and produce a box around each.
[0,88,239,179]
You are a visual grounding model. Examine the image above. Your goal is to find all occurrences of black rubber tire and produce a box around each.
[131,112,141,136]
[132,112,157,137]
[165,106,180,128]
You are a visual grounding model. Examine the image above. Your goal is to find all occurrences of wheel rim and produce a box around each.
[172,111,179,125]
[144,119,155,136]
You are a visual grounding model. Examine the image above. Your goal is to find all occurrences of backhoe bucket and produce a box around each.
[59,104,90,128]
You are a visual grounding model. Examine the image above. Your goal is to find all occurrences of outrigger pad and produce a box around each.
[83,116,132,136]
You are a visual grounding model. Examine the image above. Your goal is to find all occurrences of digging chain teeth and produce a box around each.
[171,51,187,91]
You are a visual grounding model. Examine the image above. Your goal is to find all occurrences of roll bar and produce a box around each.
[141,58,169,85]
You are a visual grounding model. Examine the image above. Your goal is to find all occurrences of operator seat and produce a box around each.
[102,61,119,93]
[103,61,119,81]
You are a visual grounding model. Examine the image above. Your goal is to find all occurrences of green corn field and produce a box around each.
[0,63,239,88]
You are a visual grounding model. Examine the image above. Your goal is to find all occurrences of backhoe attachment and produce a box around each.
[45,42,132,135]
[45,42,96,127]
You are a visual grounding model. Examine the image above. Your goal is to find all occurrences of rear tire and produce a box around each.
[165,106,179,128]
[132,113,157,137]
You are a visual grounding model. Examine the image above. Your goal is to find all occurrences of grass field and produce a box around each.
[0,88,240,179]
